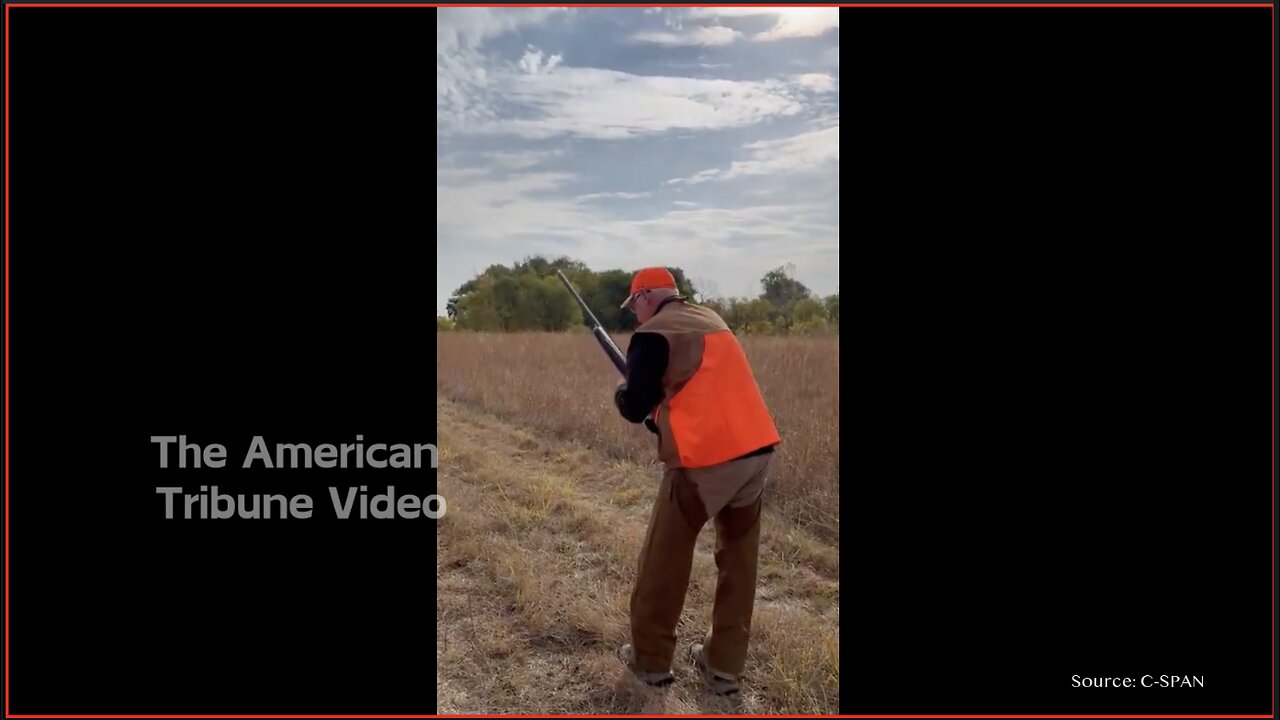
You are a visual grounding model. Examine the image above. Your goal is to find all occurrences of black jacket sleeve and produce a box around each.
[614,331,668,424]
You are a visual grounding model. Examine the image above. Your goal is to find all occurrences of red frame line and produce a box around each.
[2,2,1275,720]
[422,3,1269,5]
[0,3,1275,6]
[3,2,9,718]
[0,716,1275,719]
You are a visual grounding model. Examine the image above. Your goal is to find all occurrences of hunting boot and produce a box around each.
[617,643,674,687]
[688,641,741,696]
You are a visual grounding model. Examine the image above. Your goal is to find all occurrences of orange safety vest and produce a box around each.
[638,301,781,469]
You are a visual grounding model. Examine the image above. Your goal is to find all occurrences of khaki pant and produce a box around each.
[629,452,770,676]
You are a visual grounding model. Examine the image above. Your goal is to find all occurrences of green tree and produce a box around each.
[714,297,771,333]
[701,297,729,322]
[492,275,524,330]
[759,263,812,309]
[581,269,633,331]
[446,255,715,333]
[529,274,581,331]
[453,287,503,331]
[668,266,698,299]
[791,297,827,324]
[448,257,586,331]
[789,296,831,335]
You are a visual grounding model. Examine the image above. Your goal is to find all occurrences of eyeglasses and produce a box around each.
[621,289,646,310]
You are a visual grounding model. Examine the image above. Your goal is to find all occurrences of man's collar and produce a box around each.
[653,295,687,315]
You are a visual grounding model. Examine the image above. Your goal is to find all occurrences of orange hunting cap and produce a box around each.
[620,267,678,309]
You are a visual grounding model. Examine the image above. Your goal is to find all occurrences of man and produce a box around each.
[612,266,781,696]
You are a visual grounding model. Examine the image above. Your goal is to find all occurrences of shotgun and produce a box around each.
[555,270,658,433]
[555,270,627,376]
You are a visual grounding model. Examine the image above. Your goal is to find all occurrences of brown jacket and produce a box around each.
[615,299,780,469]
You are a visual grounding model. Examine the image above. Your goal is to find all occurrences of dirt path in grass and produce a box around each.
[435,398,839,715]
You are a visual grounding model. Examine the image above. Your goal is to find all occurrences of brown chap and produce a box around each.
[705,494,762,676]
[630,456,766,675]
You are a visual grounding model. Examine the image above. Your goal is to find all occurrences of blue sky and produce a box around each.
[437,8,840,314]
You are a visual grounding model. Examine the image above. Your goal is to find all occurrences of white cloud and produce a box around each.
[519,46,563,75]
[436,8,568,53]
[437,170,591,248]
[795,73,838,93]
[438,8,829,141]
[632,8,839,47]
[483,150,557,170]
[437,163,837,299]
[619,203,834,243]
[684,8,771,18]
[437,9,569,131]
[436,8,840,314]
[753,8,840,41]
[464,67,806,140]
[594,203,839,298]
[667,125,839,185]
[631,25,741,47]
[576,191,652,201]
[685,7,839,41]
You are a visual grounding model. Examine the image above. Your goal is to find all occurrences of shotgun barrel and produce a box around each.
[555,270,627,377]
[555,270,658,433]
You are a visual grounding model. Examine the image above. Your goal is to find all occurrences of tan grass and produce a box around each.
[436,331,840,539]
[436,394,839,715]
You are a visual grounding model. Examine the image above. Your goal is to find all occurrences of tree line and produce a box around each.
[440,256,838,335]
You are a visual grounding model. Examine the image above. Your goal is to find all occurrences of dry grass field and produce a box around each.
[436,331,840,714]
